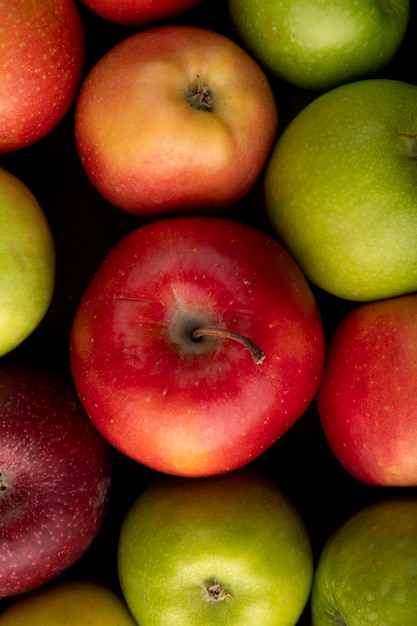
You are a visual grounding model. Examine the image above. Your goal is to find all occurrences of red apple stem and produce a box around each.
[191,327,265,364]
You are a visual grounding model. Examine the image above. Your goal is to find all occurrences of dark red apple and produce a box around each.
[0,364,112,598]
[0,0,85,153]
[70,216,325,477]
[317,293,417,486]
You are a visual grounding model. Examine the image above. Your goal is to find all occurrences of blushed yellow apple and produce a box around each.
[0,580,137,625]
[0,168,55,356]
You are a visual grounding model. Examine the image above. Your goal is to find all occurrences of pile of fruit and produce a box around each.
[1,1,416,625]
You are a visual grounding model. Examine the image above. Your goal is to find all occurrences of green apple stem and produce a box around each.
[186,76,212,112]
[202,580,232,602]
[191,327,266,364]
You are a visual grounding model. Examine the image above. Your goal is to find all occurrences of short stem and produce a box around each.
[191,327,265,364]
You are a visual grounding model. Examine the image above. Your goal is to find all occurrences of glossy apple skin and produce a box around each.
[228,0,409,91]
[118,469,314,626]
[75,25,278,217]
[0,0,85,153]
[317,293,417,486]
[265,79,417,302]
[79,0,201,26]
[0,365,112,598]
[0,168,55,357]
[0,580,137,625]
[311,497,417,625]
[70,216,325,477]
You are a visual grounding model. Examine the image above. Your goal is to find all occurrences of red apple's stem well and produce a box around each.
[191,327,266,364]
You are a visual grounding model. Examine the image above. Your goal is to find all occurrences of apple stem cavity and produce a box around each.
[186,75,212,112]
[202,579,232,602]
[191,327,266,364]
[0,470,9,494]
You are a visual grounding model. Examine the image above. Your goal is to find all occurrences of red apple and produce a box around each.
[0,364,112,598]
[317,293,417,486]
[70,216,325,477]
[0,0,85,153]
[74,25,278,217]
[79,0,201,26]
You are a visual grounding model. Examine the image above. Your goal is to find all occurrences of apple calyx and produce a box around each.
[202,579,232,602]
[186,76,212,112]
[191,327,266,364]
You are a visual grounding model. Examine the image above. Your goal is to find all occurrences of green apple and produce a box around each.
[311,497,417,625]
[0,579,137,625]
[265,78,417,302]
[227,0,409,90]
[118,469,313,626]
[0,167,55,356]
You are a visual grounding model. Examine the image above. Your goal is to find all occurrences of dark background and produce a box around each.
[1,2,417,623]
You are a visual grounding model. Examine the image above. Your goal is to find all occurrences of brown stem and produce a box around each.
[191,327,265,364]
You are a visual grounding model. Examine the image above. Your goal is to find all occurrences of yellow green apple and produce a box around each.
[0,580,137,625]
[227,0,409,90]
[0,168,55,356]
[311,497,417,625]
[265,78,417,302]
[118,469,313,626]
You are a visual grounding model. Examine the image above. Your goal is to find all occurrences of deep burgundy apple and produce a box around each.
[317,293,417,486]
[79,0,201,26]
[70,216,325,477]
[0,364,112,598]
[0,0,85,153]
[74,25,278,217]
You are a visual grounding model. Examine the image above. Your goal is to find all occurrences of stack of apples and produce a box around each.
[1,1,417,625]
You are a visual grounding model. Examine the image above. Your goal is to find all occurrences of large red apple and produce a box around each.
[317,293,417,486]
[74,25,278,217]
[79,0,201,26]
[0,364,112,598]
[0,0,85,153]
[70,216,325,477]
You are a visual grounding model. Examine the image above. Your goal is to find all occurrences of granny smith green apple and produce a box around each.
[0,580,137,625]
[311,497,417,625]
[265,78,417,302]
[118,469,313,626]
[0,167,55,356]
[227,0,409,90]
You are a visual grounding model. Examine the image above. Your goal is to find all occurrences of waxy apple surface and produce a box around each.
[317,293,417,486]
[75,25,278,217]
[265,79,417,302]
[118,469,314,626]
[0,580,137,626]
[0,0,85,153]
[79,0,201,26]
[70,216,325,477]
[0,365,112,598]
[0,168,55,357]
[311,497,417,625]
[228,0,409,90]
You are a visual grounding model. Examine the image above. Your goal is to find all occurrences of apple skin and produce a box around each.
[74,25,278,217]
[0,579,137,625]
[118,469,314,626]
[69,216,325,477]
[265,78,417,302]
[227,0,409,91]
[317,293,417,487]
[311,497,417,625]
[0,365,112,599]
[0,168,55,357]
[0,0,85,153]
[79,0,201,26]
